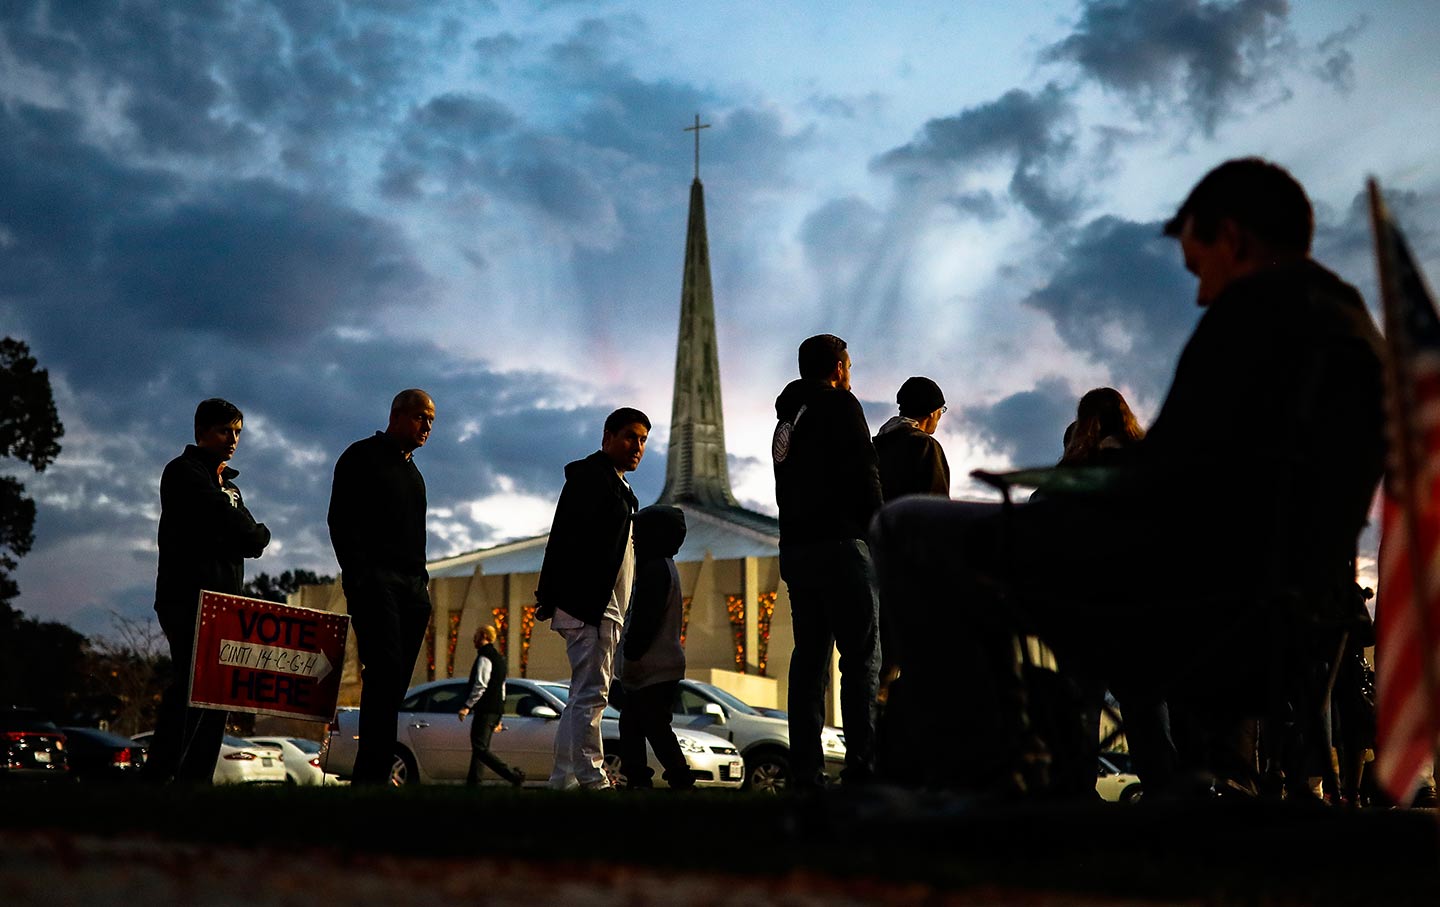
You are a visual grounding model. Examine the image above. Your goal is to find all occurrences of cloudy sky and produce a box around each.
[2,0,1436,639]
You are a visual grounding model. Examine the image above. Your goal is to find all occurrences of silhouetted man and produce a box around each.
[870,158,1385,798]
[328,388,435,786]
[146,398,270,784]
[773,333,884,790]
[536,407,649,790]
[457,625,525,787]
[874,376,951,503]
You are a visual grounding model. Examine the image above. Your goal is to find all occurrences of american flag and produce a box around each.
[1371,178,1440,806]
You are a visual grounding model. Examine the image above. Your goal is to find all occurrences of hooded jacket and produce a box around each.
[772,378,883,546]
[619,505,688,690]
[873,416,951,502]
[535,449,639,626]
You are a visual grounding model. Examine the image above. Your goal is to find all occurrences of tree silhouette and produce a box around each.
[0,337,64,607]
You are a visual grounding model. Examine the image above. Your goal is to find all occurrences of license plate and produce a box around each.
[725,761,742,779]
[262,758,273,767]
[35,751,51,764]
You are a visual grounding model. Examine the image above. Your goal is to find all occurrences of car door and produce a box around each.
[672,685,732,740]
[400,682,472,782]
[495,684,562,778]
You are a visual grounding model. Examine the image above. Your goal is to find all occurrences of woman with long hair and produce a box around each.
[1059,387,1145,467]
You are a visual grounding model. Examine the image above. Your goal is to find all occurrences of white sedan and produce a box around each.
[1096,752,1143,802]
[245,736,347,786]
[322,677,745,789]
[131,732,288,785]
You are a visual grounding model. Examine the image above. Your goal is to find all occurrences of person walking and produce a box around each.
[615,505,695,791]
[535,407,649,790]
[457,625,525,787]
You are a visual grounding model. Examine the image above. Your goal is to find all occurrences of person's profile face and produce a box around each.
[196,420,242,461]
[1178,215,1241,307]
[601,422,649,473]
[395,396,436,452]
[835,351,852,391]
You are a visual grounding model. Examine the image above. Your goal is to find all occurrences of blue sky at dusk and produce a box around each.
[1,0,1436,638]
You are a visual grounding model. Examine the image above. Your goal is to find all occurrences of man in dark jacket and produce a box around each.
[328,388,435,786]
[536,407,649,790]
[870,158,1386,798]
[457,625,525,787]
[145,398,270,784]
[871,376,951,757]
[773,333,884,789]
[874,376,951,503]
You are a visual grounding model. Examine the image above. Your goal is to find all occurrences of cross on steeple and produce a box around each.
[683,113,711,181]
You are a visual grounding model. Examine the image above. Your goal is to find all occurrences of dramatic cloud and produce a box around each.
[872,84,1081,228]
[1312,17,1368,95]
[961,376,1078,468]
[1024,215,1199,400]
[1042,0,1292,135]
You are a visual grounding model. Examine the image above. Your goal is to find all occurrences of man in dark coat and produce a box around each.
[874,376,951,503]
[328,388,435,786]
[457,625,525,786]
[145,398,270,784]
[535,406,649,790]
[773,333,884,789]
[870,158,1386,798]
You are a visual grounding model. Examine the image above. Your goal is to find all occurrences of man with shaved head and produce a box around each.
[329,388,437,786]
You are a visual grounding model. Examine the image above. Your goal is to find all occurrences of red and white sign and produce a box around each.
[189,591,350,722]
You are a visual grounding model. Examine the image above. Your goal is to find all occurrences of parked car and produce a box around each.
[60,726,145,783]
[131,732,288,785]
[245,736,347,786]
[1,706,68,782]
[670,678,845,793]
[322,676,744,789]
[1096,752,1142,802]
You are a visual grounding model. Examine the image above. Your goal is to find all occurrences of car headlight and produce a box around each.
[821,729,846,753]
[676,735,707,754]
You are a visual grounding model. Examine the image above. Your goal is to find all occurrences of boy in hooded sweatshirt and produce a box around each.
[616,505,696,790]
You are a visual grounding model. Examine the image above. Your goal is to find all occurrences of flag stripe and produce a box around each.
[1372,177,1440,806]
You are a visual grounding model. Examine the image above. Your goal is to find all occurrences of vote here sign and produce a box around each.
[190,591,350,722]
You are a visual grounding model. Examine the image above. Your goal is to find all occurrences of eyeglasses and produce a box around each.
[940,405,948,414]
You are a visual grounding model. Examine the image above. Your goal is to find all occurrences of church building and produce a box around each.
[294,129,848,724]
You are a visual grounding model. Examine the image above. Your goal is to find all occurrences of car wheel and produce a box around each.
[1120,783,1143,803]
[601,747,627,789]
[745,748,789,794]
[389,749,418,787]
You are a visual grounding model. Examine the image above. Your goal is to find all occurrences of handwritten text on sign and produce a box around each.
[190,591,350,722]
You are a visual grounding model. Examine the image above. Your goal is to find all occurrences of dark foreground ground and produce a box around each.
[3,784,1439,906]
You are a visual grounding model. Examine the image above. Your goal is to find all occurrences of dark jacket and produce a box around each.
[465,643,508,716]
[873,416,951,502]
[535,450,639,626]
[620,506,688,690]
[773,378,883,546]
[1136,259,1385,600]
[155,445,270,614]
[328,432,428,578]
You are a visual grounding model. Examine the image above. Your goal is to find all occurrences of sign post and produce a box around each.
[189,591,350,722]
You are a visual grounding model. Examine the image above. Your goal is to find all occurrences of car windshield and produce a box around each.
[692,683,762,716]
[540,683,620,719]
[287,738,322,754]
[222,735,255,748]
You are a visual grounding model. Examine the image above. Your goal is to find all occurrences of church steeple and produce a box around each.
[657,119,737,509]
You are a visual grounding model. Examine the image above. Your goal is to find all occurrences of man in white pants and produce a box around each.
[534,407,649,790]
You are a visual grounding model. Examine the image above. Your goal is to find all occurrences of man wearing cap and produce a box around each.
[873,377,951,503]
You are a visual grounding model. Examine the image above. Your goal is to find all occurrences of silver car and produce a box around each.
[322,677,744,789]
[671,679,846,792]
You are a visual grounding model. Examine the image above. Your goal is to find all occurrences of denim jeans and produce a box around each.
[781,538,881,787]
